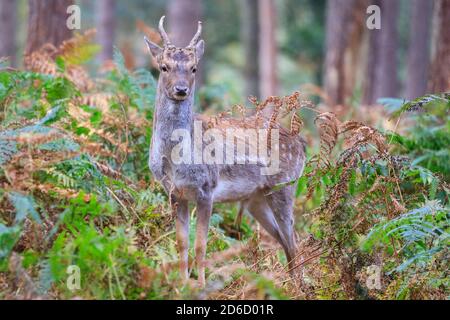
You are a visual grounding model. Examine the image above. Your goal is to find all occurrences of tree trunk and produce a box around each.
[406,0,433,100]
[362,8,381,105]
[429,0,450,93]
[343,1,367,105]
[323,0,357,106]
[373,0,400,99]
[240,0,260,99]
[0,0,17,67]
[97,0,116,62]
[25,0,74,56]
[259,0,278,100]
[167,0,204,87]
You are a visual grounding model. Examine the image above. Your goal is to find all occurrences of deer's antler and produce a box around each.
[158,16,171,46]
[188,21,203,47]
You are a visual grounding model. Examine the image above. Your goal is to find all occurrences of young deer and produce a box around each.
[145,16,306,286]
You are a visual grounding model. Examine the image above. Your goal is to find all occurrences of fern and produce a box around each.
[46,168,78,189]
[8,192,42,224]
[59,37,100,66]
[37,259,55,295]
[137,189,165,207]
[0,125,77,166]
[0,135,17,166]
[39,138,79,153]
[381,93,450,118]
[362,201,449,273]
[383,94,450,180]
[110,48,156,111]
[0,224,21,260]
[0,193,41,264]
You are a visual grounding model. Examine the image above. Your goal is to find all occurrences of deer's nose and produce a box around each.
[174,85,189,96]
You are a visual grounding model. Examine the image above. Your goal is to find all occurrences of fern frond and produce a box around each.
[363,201,449,272]
[8,192,42,224]
[58,29,99,65]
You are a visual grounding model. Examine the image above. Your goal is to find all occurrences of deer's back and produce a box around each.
[152,114,306,203]
[196,114,307,203]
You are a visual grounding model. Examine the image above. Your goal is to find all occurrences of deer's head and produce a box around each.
[145,16,204,101]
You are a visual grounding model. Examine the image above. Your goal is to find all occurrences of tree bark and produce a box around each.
[97,0,116,62]
[373,0,400,99]
[0,0,17,67]
[406,0,433,100]
[343,1,367,105]
[167,0,203,46]
[167,0,204,87]
[362,0,381,105]
[259,0,278,99]
[25,0,74,56]
[323,0,358,106]
[429,0,450,93]
[240,0,260,99]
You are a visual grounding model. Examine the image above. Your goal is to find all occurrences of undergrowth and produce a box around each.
[0,31,448,300]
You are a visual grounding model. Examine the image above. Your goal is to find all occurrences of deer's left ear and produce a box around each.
[144,37,163,58]
[195,40,205,61]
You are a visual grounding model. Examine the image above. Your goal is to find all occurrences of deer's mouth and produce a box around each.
[172,90,190,101]
[172,94,188,101]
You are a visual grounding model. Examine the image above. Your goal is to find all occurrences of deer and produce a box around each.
[144,16,306,287]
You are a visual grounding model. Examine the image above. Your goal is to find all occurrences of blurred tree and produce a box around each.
[282,0,326,84]
[167,0,204,87]
[362,0,381,105]
[362,0,382,105]
[202,1,240,56]
[323,0,360,106]
[429,0,450,93]
[240,0,260,99]
[167,0,203,46]
[259,0,278,99]
[343,1,366,106]
[406,0,433,100]
[25,0,74,56]
[0,0,17,66]
[97,0,116,62]
[373,0,400,99]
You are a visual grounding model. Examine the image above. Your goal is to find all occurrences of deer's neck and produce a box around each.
[152,81,195,154]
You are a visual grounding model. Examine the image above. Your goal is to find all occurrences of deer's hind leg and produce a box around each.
[244,194,289,258]
[264,186,297,272]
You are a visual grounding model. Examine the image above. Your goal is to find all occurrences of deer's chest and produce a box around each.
[150,134,217,201]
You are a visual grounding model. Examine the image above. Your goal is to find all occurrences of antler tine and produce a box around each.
[158,16,171,46]
[188,21,203,47]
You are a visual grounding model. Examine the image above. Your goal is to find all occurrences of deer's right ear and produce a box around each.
[144,37,163,58]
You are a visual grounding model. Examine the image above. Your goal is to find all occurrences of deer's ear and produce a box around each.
[144,37,162,58]
[195,40,205,61]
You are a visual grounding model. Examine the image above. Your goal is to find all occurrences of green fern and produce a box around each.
[380,93,450,118]
[0,224,21,260]
[46,168,78,189]
[362,201,449,273]
[8,192,42,224]
[0,192,41,264]
[37,259,54,295]
[109,48,156,111]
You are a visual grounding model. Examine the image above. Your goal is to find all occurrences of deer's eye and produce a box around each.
[191,67,197,74]
[161,65,168,72]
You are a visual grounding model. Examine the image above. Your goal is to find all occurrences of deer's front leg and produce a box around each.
[195,198,213,287]
[175,199,190,282]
